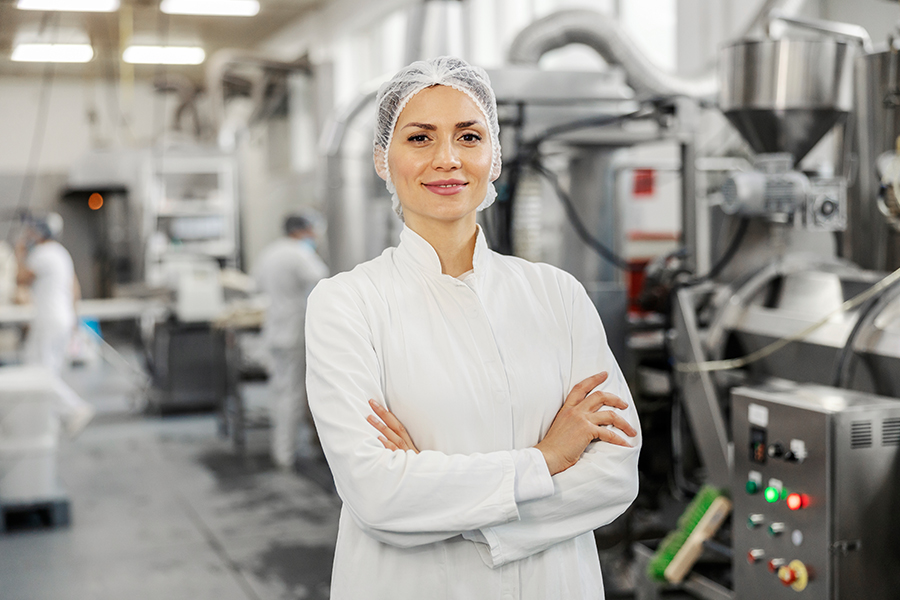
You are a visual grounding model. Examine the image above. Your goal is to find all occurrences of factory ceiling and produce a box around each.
[0,0,322,82]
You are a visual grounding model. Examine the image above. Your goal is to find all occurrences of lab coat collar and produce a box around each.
[397,224,491,278]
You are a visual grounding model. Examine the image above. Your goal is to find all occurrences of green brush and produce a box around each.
[646,485,732,584]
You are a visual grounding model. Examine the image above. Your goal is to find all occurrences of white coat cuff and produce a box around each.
[511,448,554,503]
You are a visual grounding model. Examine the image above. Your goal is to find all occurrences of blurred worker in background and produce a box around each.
[15,213,94,435]
[255,213,329,469]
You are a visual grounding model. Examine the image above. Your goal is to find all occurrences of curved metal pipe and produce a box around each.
[321,89,379,273]
[508,9,717,99]
[205,49,311,134]
[507,1,809,100]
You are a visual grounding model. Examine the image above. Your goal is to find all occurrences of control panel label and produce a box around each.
[749,403,769,427]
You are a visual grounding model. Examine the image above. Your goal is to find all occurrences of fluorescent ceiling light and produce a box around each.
[160,0,259,17]
[17,0,119,11]
[123,45,206,65]
[11,43,94,63]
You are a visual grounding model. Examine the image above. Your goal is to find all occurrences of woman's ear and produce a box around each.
[374,147,389,181]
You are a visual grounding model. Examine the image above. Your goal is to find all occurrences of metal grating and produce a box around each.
[851,421,873,449]
[883,418,900,446]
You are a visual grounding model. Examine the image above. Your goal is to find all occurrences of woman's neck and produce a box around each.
[406,217,478,277]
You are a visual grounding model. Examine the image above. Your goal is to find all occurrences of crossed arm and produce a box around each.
[306,276,642,567]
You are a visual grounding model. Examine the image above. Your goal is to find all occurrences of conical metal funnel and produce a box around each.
[719,39,854,163]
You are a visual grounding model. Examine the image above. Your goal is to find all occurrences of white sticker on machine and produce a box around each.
[749,403,769,428]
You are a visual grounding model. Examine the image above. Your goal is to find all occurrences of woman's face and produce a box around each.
[377,85,494,231]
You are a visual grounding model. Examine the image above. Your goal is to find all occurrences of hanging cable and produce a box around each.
[491,106,656,256]
[831,277,900,388]
[681,217,750,285]
[7,12,59,241]
[675,263,900,373]
[531,159,641,272]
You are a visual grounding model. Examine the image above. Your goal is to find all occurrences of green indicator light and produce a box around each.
[746,480,759,494]
[764,486,780,503]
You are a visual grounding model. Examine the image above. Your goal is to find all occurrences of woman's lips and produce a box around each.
[423,180,467,195]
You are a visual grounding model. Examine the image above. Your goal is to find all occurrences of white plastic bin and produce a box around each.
[0,435,58,502]
[0,366,61,440]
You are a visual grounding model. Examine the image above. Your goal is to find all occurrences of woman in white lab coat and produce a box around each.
[305,56,642,600]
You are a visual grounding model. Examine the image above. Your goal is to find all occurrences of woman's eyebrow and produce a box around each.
[456,120,482,129]
[401,122,436,130]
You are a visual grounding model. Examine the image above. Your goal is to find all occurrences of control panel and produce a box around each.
[731,380,900,599]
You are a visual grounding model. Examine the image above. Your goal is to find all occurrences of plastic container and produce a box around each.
[0,435,58,502]
[0,366,61,440]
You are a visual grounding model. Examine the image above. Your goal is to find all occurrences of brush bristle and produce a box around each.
[646,485,724,583]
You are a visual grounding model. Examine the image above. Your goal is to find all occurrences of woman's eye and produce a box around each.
[460,133,482,143]
[407,134,430,143]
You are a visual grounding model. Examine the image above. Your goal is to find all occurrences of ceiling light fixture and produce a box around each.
[11,43,94,62]
[16,0,120,12]
[159,0,259,17]
[123,45,206,65]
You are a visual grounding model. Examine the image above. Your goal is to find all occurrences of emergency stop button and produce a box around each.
[777,560,809,591]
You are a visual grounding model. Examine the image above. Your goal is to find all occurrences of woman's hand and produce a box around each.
[367,399,420,453]
[534,372,637,476]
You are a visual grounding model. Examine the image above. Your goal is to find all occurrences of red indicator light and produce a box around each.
[786,493,807,510]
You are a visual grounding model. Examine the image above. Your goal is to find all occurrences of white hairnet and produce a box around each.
[374,56,502,219]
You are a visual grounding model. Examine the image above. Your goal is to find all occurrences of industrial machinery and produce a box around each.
[719,39,852,231]
[669,24,900,600]
[732,380,900,598]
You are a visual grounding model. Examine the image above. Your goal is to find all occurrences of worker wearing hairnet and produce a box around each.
[305,57,641,599]
[255,214,328,469]
[15,214,94,435]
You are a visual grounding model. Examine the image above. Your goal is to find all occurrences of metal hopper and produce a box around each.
[719,38,855,163]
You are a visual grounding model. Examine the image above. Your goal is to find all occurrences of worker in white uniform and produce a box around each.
[15,214,94,435]
[305,57,642,600]
[255,214,328,469]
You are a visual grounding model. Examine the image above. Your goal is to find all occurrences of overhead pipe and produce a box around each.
[321,89,379,274]
[205,49,311,141]
[507,1,809,100]
[507,9,717,100]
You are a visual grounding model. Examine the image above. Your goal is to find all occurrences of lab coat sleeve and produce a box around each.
[468,276,642,568]
[305,277,522,548]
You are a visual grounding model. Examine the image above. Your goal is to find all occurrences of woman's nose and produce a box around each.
[432,138,461,170]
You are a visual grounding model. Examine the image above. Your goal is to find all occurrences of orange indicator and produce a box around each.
[88,193,104,210]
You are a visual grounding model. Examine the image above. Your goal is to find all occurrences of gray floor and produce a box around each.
[0,343,341,600]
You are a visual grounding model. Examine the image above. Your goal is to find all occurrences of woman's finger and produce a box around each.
[593,426,632,447]
[584,390,628,412]
[370,399,419,450]
[378,435,400,451]
[367,413,407,449]
[590,410,638,437]
[566,372,608,406]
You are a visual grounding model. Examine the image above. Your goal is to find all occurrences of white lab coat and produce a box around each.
[24,241,75,373]
[305,225,642,600]
[255,237,328,465]
[255,237,329,351]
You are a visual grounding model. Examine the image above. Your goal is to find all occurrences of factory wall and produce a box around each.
[2,0,889,285]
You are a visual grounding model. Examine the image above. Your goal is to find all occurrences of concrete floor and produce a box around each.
[0,343,341,600]
[0,338,709,600]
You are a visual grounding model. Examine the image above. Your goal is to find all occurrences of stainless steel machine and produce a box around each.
[732,380,900,599]
[671,29,900,600]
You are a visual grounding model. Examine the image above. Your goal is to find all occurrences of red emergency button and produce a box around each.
[778,560,810,591]
[747,549,765,564]
[786,493,809,510]
[778,565,797,585]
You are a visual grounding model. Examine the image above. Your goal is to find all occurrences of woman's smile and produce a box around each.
[423,179,468,195]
